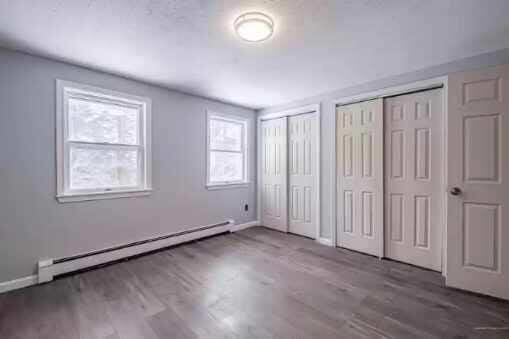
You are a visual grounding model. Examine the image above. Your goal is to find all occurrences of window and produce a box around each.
[56,80,152,202]
[207,112,249,189]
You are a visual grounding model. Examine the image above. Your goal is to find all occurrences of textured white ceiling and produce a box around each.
[1,0,509,109]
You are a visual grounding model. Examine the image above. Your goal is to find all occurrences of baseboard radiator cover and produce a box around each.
[37,220,235,283]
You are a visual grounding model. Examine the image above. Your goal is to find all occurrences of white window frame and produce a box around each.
[56,80,152,203]
[206,111,249,190]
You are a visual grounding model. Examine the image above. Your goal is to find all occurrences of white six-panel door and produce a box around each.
[384,89,444,271]
[336,99,384,256]
[261,117,288,232]
[288,113,317,238]
[446,64,509,299]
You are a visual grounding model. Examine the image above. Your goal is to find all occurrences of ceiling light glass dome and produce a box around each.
[234,12,274,42]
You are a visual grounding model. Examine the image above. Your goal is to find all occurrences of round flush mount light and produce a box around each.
[234,12,274,42]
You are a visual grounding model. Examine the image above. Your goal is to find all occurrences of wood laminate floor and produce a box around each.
[1,226,508,339]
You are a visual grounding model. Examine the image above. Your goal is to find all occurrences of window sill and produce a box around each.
[206,183,250,191]
[57,189,152,203]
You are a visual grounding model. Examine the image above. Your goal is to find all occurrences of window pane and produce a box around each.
[210,151,243,183]
[70,146,139,189]
[69,97,139,145]
[210,118,242,151]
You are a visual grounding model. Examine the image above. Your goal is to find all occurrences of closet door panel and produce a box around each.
[288,113,317,238]
[336,99,383,256]
[261,117,288,232]
[384,88,443,271]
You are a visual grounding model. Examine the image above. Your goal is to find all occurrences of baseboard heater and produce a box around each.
[38,219,234,283]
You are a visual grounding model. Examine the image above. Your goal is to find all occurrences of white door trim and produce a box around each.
[257,104,321,240]
[330,76,448,273]
[259,104,320,121]
[332,77,448,106]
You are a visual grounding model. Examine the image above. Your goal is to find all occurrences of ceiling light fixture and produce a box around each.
[234,12,274,42]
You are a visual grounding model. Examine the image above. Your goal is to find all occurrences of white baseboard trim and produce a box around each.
[0,275,38,294]
[231,220,259,232]
[38,220,235,284]
[317,237,334,247]
[2,220,252,294]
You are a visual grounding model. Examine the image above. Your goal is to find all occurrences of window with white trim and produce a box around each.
[56,80,152,202]
[207,112,248,188]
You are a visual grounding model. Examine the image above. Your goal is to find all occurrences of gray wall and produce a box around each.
[258,48,509,241]
[0,48,257,283]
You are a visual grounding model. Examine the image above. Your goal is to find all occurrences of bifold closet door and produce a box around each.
[288,113,317,239]
[261,117,288,232]
[336,99,383,256]
[446,64,509,300]
[384,89,443,271]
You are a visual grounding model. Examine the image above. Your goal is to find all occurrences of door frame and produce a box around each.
[331,76,449,272]
[257,104,322,241]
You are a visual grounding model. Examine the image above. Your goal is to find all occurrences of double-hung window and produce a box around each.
[207,112,249,189]
[56,80,152,202]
